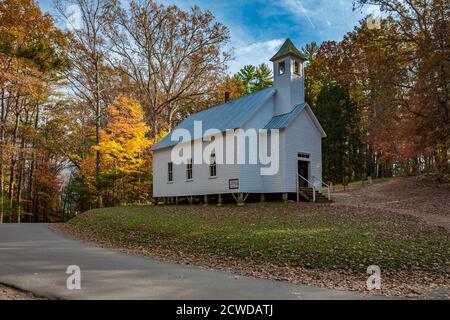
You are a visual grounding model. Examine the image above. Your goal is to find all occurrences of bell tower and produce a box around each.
[270,38,306,115]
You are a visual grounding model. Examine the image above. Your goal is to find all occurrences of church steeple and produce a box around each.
[271,39,306,116]
[270,38,306,62]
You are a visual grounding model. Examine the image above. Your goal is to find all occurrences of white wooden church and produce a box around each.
[151,39,330,204]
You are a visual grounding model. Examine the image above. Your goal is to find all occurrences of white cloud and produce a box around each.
[227,39,284,74]
[163,0,279,74]
[278,0,316,28]
[267,0,375,41]
[280,0,311,14]
[153,0,371,73]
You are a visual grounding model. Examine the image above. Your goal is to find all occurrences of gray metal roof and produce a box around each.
[151,87,276,151]
[264,103,307,129]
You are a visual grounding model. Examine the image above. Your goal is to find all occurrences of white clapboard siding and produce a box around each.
[153,139,240,197]
[283,108,323,193]
[239,96,275,193]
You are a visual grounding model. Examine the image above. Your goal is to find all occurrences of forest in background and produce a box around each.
[0,0,448,222]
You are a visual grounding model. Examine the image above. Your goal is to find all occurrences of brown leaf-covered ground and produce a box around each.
[332,176,450,230]
[0,284,44,300]
[54,177,450,299]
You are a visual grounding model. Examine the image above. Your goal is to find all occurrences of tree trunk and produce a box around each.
[27,107,38,220]
[16,111,29,223]
[0,89,5,223]
[8,109,20,221]
[94,56,102,208]
[16,141,24,224]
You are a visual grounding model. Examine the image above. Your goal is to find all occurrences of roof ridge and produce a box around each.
[189,86,274,117]
[271,102,305,118]
[264,103,307,130]
[151,87,276,151]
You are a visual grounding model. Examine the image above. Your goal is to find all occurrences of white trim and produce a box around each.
[297,152,311,160]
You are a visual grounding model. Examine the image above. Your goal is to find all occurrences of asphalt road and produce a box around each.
[0,223,367,300]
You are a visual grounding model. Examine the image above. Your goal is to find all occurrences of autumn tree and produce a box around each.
[102,0,231,134]
[0,0,67,223]
[95,95,150,173]
[212,75,245,104]
[355,0,450,178]
[54,0,117,206]
[48,0,233,209]
[87,95,151,205]
[305,16,422,181]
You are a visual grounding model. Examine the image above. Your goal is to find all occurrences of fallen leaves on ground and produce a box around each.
[52,197,450,299]
[0,284,44,300]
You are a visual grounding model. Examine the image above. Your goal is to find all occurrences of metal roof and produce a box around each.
[151,87,276,151]
[264,103,307,129]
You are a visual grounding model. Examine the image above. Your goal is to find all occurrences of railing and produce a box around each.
[296,173,316,202]
[313,176,331,200]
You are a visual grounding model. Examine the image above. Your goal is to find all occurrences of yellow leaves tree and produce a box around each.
[94,95,150,175]
[79,95,152,206]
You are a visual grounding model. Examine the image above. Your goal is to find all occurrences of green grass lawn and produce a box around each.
[64,203,449,274]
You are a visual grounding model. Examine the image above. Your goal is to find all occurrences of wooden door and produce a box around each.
[298,160,309,187]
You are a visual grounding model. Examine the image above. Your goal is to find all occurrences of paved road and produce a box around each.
[0,224,367,300]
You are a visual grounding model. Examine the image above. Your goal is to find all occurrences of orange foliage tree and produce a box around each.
[82,95,151,205]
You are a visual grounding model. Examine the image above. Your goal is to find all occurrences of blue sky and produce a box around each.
[38,0,377,74]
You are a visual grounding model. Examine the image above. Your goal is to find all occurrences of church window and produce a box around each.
[278,61,285,75]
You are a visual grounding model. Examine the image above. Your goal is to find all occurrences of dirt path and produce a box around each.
[332,177,450,230]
